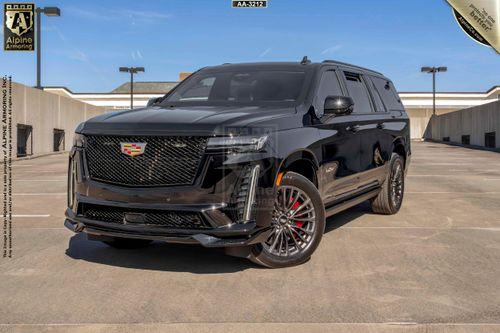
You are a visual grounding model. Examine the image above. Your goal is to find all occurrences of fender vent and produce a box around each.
[229,165,260,222]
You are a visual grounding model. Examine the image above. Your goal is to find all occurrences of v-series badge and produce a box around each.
[232,1,267,8]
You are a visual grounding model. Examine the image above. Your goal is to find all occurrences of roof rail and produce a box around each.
[322,60,383,76]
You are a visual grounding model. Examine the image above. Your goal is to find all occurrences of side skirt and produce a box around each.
[324,188,381,218]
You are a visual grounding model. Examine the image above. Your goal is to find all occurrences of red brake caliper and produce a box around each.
[290,198,304,228]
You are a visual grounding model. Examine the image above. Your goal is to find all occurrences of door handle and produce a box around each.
[347,125,360,133]
[376,123,385,129]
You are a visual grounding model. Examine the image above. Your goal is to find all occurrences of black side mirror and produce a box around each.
[147,97,161,107]
[324,96,354,116]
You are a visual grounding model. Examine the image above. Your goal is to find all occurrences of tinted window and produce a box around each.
[343,72,373,114]
[165,71,306,105]
[315,70,343,116]
[367,77,386,112]
[177,77,215,101]
[371,76,404,111]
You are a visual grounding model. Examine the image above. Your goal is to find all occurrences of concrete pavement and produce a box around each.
[0,141,499,332]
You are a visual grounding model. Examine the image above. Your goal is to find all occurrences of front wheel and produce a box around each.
[250,172,325,268]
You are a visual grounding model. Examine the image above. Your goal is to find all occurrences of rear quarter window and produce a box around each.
[371,76,404,111]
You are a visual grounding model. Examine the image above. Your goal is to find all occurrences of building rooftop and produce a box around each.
[111,81,178,94]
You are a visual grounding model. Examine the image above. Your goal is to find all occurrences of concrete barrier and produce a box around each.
[424,100,500,149]
[11,82,106,157]
[405,107,469,140]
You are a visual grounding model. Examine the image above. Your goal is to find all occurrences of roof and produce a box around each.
[203,60,384,77]
[111,81,178,94]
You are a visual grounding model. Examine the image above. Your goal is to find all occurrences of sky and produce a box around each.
[1,0,499,93]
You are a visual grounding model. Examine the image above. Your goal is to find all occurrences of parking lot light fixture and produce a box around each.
[35,6,61,89]
[119,67,145,109]
[421,66,447,115]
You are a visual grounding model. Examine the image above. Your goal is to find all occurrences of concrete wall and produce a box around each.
[424,100,500,148]
[406,107,463,140]
[11,82,106,157]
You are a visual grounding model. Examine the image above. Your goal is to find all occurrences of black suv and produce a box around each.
[65,59,410,268]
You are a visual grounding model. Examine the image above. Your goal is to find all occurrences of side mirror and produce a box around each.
[324,96,354,116]
[147,97,161,107]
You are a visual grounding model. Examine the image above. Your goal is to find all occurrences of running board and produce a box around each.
[325,188,381,218]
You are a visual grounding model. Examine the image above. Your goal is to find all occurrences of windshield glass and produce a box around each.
[163,70,306,105]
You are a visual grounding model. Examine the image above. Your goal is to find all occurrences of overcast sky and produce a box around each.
[1,0,498,92]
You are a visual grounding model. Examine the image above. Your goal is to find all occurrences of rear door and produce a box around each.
[339,70,383,189]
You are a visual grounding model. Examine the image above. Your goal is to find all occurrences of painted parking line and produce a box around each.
[13,193,66,196]
[407,174,480,177]
[19,170,63,173]
[406,191,500,194]
[341,226,500,231]
[12,214,51,218]
[14,179,65,182]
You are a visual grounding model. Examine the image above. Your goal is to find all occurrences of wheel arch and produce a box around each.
[392,137,407,166]
[275,149,319,188]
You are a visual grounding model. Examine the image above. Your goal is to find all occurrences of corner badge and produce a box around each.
[3,3,35,51]
[446,0,499,53]
[120,142,147,157]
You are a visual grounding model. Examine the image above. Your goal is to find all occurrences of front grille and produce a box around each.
[81,204,210,229]
[84,135,208,186]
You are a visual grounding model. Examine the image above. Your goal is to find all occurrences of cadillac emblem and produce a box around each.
[120,142,147,157]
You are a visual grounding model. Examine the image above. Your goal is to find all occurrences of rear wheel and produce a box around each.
[371,153,405,215]
[250,172,325,268]
[103,237,153,249]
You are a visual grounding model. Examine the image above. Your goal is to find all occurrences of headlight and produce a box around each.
[73,133,85,147]
[207,135,268,153]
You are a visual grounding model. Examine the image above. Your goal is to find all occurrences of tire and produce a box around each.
[103,237,153,249]
[249,172,326,268]
[371,153,405,215]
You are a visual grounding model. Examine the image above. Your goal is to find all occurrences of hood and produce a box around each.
[79,105,303,136]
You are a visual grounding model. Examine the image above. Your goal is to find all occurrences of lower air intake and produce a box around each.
[81,204,210,229]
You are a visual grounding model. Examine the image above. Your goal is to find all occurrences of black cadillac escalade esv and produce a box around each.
[65,59,410,268]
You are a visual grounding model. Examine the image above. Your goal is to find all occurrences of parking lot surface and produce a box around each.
[0,141,499,333]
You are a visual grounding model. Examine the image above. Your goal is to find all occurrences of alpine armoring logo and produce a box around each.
[3,3,35,51]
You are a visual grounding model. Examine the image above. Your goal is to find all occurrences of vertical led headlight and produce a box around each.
[67,158,77,210]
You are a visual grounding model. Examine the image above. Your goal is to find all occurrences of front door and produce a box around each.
[311,68,362,204]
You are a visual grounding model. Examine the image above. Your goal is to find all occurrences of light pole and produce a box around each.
[35,7,61,89]
[119,67,145,109]
[421,66,447,115]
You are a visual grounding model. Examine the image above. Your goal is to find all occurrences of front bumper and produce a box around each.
[66,141,278,247]
[64,211,272,247]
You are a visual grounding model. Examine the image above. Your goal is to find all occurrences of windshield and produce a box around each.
[163,70,306,106]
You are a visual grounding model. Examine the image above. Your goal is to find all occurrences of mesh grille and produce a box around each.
[81,204,210,229]
[84,135,208,186]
